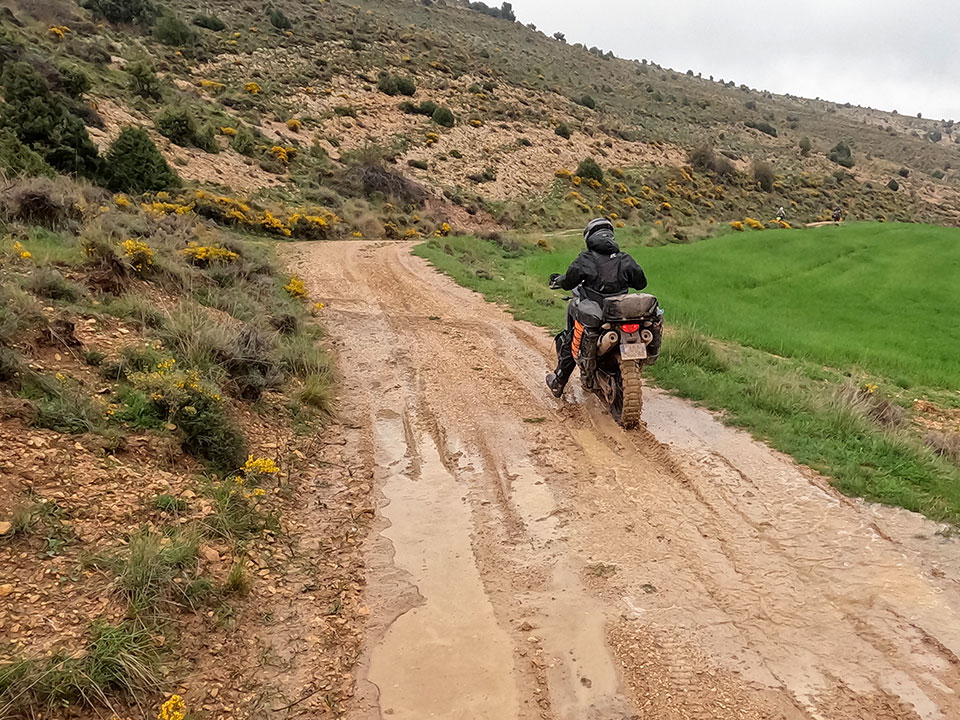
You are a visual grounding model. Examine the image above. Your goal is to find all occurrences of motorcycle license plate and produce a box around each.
[621,342,647,360]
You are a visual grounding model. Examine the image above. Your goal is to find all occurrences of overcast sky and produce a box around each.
[508,0,958,121]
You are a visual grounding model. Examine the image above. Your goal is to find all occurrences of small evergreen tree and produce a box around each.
[0,62,100,178]
[82,0,157,25]
[102,126,180,192]
[576,157,603,182]
[192,13,225,31]
[829,141,854,168]
[127,59,161,100]
[0,128,54,177]
[431,106,455,127]
[267,8,293,29]
[154,13,196,46]
[799,136,811,156]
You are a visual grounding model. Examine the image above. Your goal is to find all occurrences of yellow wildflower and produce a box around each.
[284,275,307,298]
[158,694,186,720]
[119,239,154,272]
[244,81,261,94]
[730,220,744,231]
[286,118,302,131]
[244,455,279,475]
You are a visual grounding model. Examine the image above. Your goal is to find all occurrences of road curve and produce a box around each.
[283,240,960,720]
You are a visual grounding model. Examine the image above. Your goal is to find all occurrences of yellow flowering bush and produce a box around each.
[269,145,297,164]
[182,241,239,266]
[469,119,484,127]
[12,241,31,260]
[244,455,279,477]
[159,694,186,720]
[198,79,225,93]
[744,217,765,230]
[48,26,68,40]
[114,194,132,208]
[571,176,582,186]
[286,118,303,131]
[284,275,307,298]
[244,81,261,94]
[220,126,238,136]
[434,222,452,237]
[730,221,744,232]
[119,239,154,272]
[555,168,572,178]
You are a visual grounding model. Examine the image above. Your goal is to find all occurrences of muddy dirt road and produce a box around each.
[284,240,960,720]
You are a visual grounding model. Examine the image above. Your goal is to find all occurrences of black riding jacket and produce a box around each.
[557,231,647,300]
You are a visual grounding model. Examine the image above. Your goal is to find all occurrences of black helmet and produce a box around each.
[584,217,614,241]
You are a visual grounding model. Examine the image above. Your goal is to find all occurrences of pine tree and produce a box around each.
[102,127,180,193]
[0,62,100,178]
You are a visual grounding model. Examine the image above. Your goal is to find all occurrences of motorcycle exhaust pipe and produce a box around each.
[641,329,654,344]
[598,331,619,356]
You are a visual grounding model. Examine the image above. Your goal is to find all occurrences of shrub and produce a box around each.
[24,268,84,302]
[576,94,596,109]
[688,145,734,176]
[432,106,455,127]
[576,157,603,182]
[0,128,54,178]
[155,107,196,146]
[19,373,105,434]
[0,176,84,227]
[192,13,225,31]
[897,167,909,177]
[56,64,92,99]
[298,373,334,413]
[267,7,292,29]
[752,161,775,191]
[887,178,899,191]
[102,127,181,193]
[154,13,196,46]
[230,126,256,155]
[82,0,158,25]
[401,100,439,117]
[0,62,100,178]
[407,158,428,170]
[745,120,777,137]
[932,169,945,180]
[127,364,247,469]
[555,123,572,139]
[829,141,855,168]
[799,137,811,156]
[378,74,416,97]
[126,60,161,100]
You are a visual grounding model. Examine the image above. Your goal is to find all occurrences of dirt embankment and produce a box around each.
[285,239,960,720]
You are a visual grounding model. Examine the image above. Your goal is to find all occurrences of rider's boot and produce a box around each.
[545,371,565,398]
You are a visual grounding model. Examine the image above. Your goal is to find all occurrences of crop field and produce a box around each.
[416,222,960,523]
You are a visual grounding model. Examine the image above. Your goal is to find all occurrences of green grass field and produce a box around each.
[415,223,960,524]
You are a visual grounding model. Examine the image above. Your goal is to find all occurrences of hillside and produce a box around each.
[2,0,959,242]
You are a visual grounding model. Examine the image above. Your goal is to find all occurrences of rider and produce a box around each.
[776,206,786,221]
[546,218,648,398]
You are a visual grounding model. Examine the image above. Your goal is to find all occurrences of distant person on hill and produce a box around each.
[776,206,786,221]
[833,207,843,223]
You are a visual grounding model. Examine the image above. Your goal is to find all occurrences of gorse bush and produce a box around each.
[0,62,100,178]
[799,136,812,156]
[576,94,596,109]
[377,73,416,97]
[555,123,572,139]
[102,127,181,193]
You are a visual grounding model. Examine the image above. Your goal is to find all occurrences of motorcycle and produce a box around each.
[551,276,663,428]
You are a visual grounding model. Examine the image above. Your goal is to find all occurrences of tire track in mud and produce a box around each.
[284,240,960,720]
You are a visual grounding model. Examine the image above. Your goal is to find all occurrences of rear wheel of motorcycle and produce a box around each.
[616,357,643,429]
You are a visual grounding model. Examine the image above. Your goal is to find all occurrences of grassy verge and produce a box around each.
[415,224,960,524]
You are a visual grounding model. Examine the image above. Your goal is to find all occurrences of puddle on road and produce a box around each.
[507,458,633,720]
[368,416,520,720]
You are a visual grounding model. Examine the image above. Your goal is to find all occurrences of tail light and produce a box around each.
[620,323,640,334]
